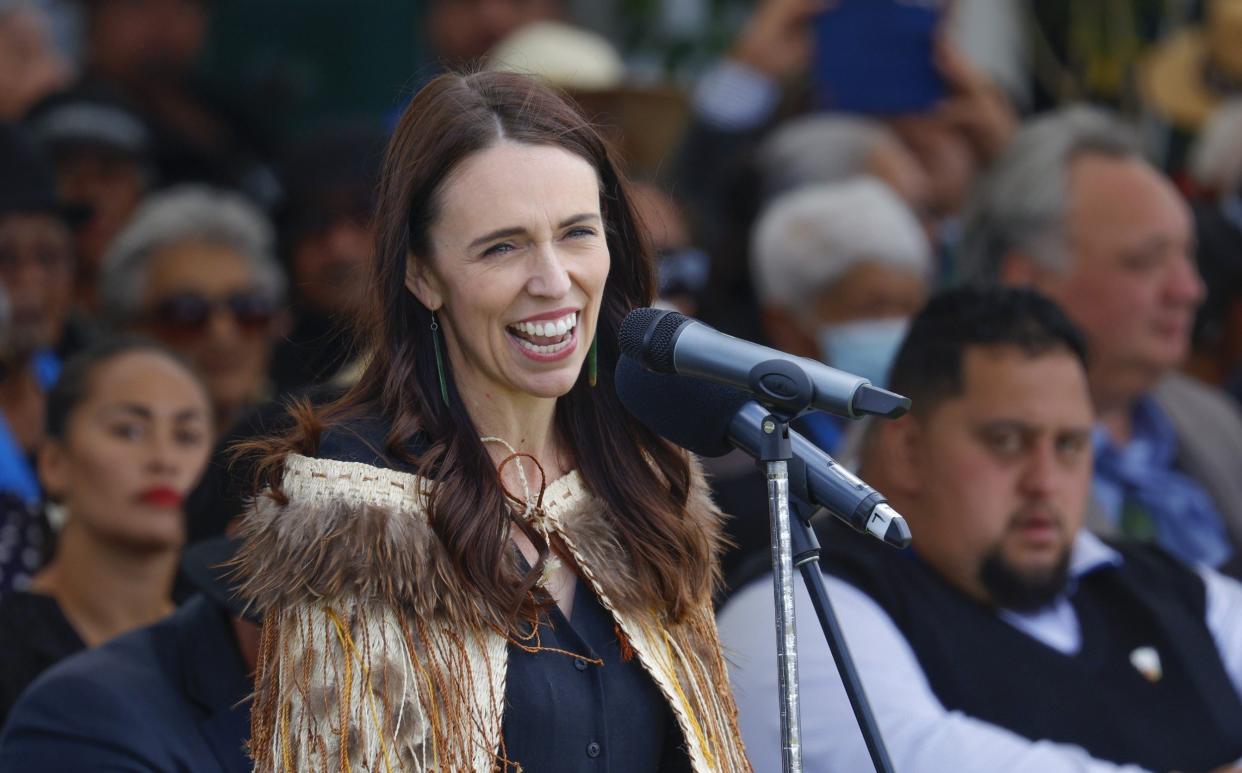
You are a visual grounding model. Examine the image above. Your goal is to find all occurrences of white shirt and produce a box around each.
[716,532,1242,773]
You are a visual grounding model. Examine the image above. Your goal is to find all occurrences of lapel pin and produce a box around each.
[1130,646,1162,683]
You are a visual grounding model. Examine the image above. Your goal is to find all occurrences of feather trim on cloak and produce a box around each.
[235,453,751,772]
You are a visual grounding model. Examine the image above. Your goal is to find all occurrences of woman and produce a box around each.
[99,185,286,434]
[0,337,213,723]
[236,72,751,771]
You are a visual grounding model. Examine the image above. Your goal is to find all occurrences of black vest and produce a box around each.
[816,520,1242,772]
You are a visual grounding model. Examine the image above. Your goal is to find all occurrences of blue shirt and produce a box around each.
[0,350,60,504]
[1092,395,1232,568]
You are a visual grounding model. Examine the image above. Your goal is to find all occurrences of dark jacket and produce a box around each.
[0,595,251,772]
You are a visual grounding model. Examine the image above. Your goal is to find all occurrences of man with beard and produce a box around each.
[718,285,1242,772]
[961,106,1242,577]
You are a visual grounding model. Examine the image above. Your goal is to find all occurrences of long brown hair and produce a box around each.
[247,71,716,627]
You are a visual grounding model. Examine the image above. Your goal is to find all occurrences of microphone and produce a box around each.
[615,354,911,548]
[619,307,910,419]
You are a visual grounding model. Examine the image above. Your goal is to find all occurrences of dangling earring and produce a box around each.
[431,311,450,406]
[587,333,598,388]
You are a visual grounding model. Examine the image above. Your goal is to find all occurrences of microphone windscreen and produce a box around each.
[615,353,750,457]
[618,307,688,372]
[618,307,663,359]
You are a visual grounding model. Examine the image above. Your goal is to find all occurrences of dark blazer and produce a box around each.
[0,595,251,772]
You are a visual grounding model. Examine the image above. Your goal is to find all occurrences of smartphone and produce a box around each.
[812,0,947,115]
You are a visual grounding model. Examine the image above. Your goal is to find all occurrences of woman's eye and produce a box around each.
[482,242,515,257]
[110,423,143,441]
[175,428,206,446]
[566,226,596,239]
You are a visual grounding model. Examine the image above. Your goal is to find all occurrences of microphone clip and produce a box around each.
[749,357,814,464]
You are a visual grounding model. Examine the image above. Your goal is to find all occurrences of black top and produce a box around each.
[0,591,85,728]
[315,418,692,771]
[815,520,1242,772]
[503,575,690,773]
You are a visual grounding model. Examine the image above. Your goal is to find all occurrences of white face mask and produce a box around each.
[816,317,909,388]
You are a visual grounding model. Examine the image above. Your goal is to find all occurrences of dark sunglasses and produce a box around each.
[145,291,279,336]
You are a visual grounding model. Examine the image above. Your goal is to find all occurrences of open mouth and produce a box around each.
[506,311,578,356]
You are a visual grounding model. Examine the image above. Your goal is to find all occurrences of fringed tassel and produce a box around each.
[248,602,510,773]
[662,610,753,773]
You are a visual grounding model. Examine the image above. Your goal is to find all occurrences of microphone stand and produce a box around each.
[757,405,804,773]
[748,360,895,773]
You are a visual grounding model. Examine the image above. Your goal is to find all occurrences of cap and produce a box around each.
[26,88,152,159]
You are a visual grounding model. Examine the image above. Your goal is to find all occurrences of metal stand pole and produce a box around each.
[765,454,801,773]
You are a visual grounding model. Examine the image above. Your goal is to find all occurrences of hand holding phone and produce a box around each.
[813,0,947,115]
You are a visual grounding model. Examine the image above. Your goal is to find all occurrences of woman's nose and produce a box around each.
[527,245,572,298]
[144,432,180,475]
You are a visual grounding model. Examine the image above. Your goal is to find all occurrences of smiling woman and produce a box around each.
[234,71,751,772]
[407,141,610,406]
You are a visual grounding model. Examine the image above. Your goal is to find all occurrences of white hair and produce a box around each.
[1190,99,1242,194]
[750,176,931,309]
[958,105,1141,281]
[756,114,900,203]
[99,185,284,323]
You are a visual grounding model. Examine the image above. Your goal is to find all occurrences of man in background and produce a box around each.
[960,105,1242,576]
[720,286,1242,772]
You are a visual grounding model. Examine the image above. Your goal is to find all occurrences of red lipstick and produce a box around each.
[138,486,183,508]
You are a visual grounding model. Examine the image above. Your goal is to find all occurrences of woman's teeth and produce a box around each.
[510,311,577,338]
[508,311,578,354]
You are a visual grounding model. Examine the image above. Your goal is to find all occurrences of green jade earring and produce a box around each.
[431,311,450,405]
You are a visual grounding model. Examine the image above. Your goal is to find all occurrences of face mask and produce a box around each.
[816,317,909,388]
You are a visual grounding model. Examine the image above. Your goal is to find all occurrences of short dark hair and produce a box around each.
[889,285,1088,416]
[45,336,203,441]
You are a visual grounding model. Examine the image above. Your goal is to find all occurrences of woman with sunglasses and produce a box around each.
[0,337,213,725]
[99,185,285,434]
[234,72,751,772]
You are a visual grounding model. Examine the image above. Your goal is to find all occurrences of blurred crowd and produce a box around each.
[2,0,1242,770]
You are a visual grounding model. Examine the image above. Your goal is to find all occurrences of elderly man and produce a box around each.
[959,106,1242,575]
[719,285,1242,772]
[752,176,931,386]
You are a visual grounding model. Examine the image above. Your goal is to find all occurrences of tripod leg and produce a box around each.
[793,519,896,773]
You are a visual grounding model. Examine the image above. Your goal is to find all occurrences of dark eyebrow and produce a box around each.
[973,419,1032,435]
[468,227,524,251]
[466,213,599,251]
[175,408,209,423]
[101,404,209,422]
[101,403,153,421]
[974,419,1093,437]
